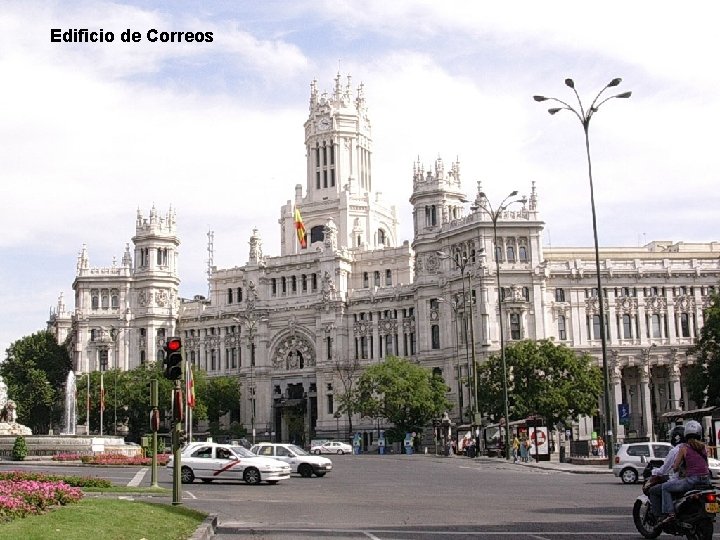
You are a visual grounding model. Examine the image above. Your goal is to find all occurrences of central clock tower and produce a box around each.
[279,74,398,255]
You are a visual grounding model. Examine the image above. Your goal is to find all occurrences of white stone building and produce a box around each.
[49,74,720,446]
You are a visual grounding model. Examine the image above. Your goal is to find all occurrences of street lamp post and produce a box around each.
[534,77,632,469]
[476,191,524,461]
[437,251,477,424]
[436,296,465,422]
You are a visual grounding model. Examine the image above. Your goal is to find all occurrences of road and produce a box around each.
[2,455,652,539]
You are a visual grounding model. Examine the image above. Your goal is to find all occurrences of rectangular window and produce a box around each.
[680,313,690,337]
[510,314,521,340]
[431,325,440,349]
[327,394,334,414]
[363,272,369,288]
[555,288,566,302]
[228,288,233,304]
[312,273,318,290]
[271,278,277,296]
[374,271,381,287]
[291,276,297,293]
[385,269,392,286]
[302,274,307,292]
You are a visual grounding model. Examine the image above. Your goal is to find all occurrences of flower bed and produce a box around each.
[0,471,111,488]
[0,478,83,522]
[51,453,84,462]
[80,453,170,466]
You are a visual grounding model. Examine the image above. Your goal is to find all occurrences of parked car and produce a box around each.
[250,442,333,478]
[310,440,353,455]
[167,442,291,485]
[612,442,672,484]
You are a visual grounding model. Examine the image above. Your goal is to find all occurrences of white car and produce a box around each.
[167,442,291,485]
[250,443,333,478]
[310,441,353,455]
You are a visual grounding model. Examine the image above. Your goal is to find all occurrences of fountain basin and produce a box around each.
[0,434,141,459]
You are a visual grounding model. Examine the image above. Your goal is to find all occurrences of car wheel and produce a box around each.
[337,450,344,455]
[315,472,326,477]
[243,467,261,485]
[181,466,195,484]
[621,467,639,484]
[299,463,313,478]
[314,449,321,455]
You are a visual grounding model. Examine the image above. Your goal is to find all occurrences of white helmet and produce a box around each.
[683,420,703,440]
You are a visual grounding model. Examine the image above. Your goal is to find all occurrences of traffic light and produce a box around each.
[163,337,183,380]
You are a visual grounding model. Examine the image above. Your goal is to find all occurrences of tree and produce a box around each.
[1,330,72,433]
[352,356,451,442]
[334,358,361,437]
[686,292,720,408]
[204,376,242,424]
[476,339,602,428]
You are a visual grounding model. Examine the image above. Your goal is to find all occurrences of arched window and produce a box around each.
[651,314,662,338]
[377,229,386,246]
[310,225,324,245]
[519,246,528,262]
[509,314,521,340]
[91,291,99,310]
[558,316,567,340]
[622,314,632,339]
[431,325,440,349]
[507,246,515,263]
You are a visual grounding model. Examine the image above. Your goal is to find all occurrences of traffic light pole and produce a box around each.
[172,379,182,505]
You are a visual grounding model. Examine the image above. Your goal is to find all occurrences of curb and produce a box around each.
[189,513,218,540]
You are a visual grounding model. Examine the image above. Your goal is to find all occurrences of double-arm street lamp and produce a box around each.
[534,78,632,468]
[476,190,524,461]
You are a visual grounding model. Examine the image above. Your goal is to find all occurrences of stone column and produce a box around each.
[610,350,625,441]
[668,348,682,411]
[639,351,654,440]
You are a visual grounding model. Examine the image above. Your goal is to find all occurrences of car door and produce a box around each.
[274,445,296,470]
[211,446,244,481]
[188,445,215,478]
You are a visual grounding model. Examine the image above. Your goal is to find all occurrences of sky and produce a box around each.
[1,0,719,357]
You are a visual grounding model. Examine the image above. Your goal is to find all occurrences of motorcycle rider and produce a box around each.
[660,420,711,524]
[647,424,685,519]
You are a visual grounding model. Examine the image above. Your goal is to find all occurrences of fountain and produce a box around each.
[61,370,76,435]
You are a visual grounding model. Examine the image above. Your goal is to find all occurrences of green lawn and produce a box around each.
[0,499,207,540]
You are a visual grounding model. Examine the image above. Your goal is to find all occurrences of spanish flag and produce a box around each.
[187,366,196,409]
[294,207,307,248]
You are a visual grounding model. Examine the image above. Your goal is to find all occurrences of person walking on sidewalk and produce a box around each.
[512,436,520,463]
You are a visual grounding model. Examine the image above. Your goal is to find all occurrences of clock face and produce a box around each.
[317,117,331,131]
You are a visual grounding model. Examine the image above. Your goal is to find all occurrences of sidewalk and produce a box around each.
[442,453,614,475]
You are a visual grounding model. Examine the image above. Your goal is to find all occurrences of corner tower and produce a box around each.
[280,74,399,255]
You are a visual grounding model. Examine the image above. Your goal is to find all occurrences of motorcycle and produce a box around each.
[633,458,718,539]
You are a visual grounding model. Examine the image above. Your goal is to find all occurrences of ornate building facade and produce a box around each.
[49,74,720,445]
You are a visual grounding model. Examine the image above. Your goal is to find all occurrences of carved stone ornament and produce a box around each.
[645,296,667,313]
[156,289,169,307]
[354,321,371,337]
[675,295,695,313]
[584,296,599,314]
[379,319,398,335]
[138,289,152,307]
[273,335,316,370]
[425,254,439,273]
[615,296,638,314]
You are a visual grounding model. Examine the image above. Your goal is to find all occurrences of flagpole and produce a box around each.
[86,372,90,435]
[99,371,104,436]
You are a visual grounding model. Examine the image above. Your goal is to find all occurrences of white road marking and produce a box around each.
[184,490,197,499]
[126,468,147,487]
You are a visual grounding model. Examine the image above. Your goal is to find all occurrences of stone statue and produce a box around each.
[0,376,32,435]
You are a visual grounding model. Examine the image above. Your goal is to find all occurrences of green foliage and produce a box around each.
[0,330,72,432]
[204,376,242,424]
[687,292,720,407]
[476,339,603,427]
[352,356,451,435]
[12,436,28,461]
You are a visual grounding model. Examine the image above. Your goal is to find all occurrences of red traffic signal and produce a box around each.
[163,337,183,380]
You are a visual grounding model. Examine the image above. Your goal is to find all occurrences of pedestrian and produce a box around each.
[520,437,529,462]
[512,436,520,463]
[597,436,605,458]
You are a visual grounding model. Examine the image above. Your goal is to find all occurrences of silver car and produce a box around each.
[612,442,672,484]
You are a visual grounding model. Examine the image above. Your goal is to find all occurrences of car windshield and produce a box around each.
[232,446,255,458]
[288,444,309,455]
